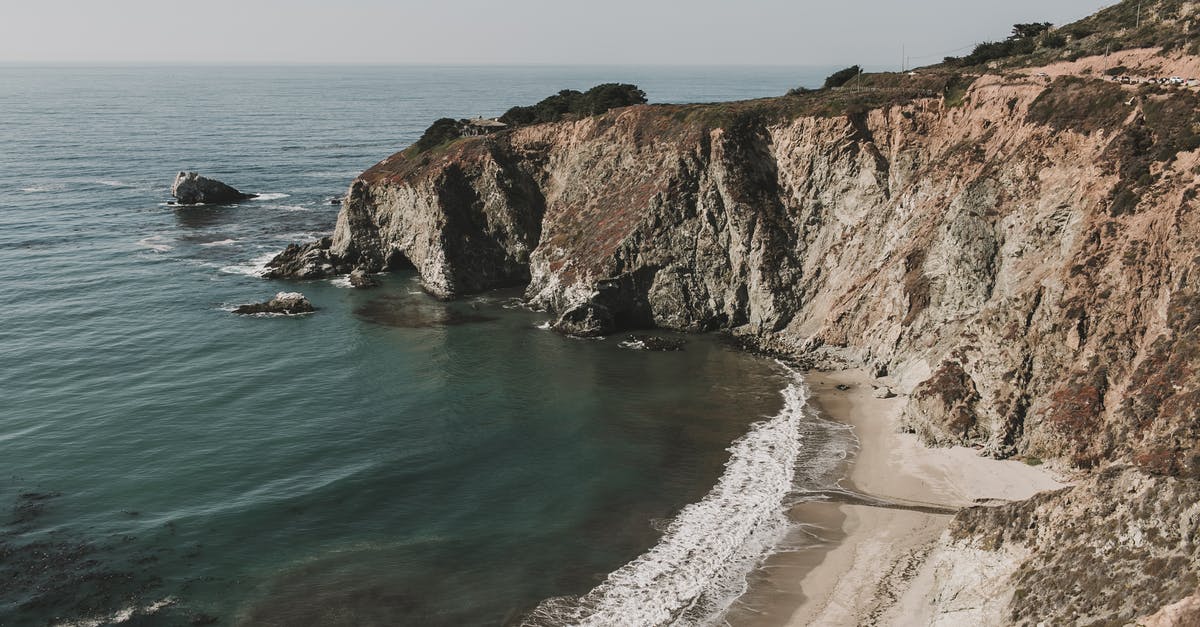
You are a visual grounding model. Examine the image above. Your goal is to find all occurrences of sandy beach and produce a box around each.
[728,368,1066,626]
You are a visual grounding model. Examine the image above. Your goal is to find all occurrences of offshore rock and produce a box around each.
[348,268,379,289]
[171,171,256,204]
[262,237,350,280]
[233,292,314,315]
[619,334,686,351]
[555,301,613,337]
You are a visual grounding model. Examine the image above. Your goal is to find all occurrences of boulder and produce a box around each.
[171,171,257,204]
[873,386,897,399]
[554,302,614,337]
[348,268,379,288]
[261,237,349,280]
[233,292,314,315]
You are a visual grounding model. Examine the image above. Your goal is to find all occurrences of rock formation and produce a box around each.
[232,292,314,315]
[171,172,257,204]
[924,466,1200,625]
[348,268,379,288]
[619,334,686,351]
[269,69,1199,480]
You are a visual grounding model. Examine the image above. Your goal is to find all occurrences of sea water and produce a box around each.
[0,65,846,626]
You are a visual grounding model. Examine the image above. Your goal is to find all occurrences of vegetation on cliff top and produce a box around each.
[498,84,647,125]
[942,0,1200,69]
[412,83,647,154]
[822,65,863,89]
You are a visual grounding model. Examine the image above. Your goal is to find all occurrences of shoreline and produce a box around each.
[727,368,1066,626]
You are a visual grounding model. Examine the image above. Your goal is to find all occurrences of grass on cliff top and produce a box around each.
[669,70,973,128]
[936,0,1200,72]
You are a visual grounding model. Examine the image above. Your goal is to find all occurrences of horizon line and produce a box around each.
[0,60,861,69]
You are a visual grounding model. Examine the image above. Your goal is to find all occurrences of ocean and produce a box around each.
[0,65,849,626]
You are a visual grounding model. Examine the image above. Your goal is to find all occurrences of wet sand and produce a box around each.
[728,368,1066,626]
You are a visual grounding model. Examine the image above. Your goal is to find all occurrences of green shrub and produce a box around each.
[1011,22,1053,39]
[823,65,862,89]
[1042,32,1068,48]
[500,84,647,125]
[415,118,464,152]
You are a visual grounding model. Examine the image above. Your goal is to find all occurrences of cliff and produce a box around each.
[267,9,1200,621]
[272,68,1199,480]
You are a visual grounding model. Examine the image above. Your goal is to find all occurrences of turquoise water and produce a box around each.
[0,65,837,626]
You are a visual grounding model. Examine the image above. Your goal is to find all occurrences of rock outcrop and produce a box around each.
[262,237,351,280]
[232,292,314,315]
[347,268,379,288]
[171,172,257,204]
[925,467,1200,625]
[271,65,1199,480]
[619,334,686,351]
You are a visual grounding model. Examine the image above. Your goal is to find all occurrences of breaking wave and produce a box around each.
[252,192,290,201]
[523,366,812,626]
[219,251,276,276]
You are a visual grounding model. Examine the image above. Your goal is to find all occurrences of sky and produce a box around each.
[1,1,1116,66]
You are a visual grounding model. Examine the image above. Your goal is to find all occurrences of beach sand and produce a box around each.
[727,368,1066,626]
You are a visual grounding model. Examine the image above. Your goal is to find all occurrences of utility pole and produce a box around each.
[902,44,906,72]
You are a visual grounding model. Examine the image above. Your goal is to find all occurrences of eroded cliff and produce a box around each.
[273,67,1199,483]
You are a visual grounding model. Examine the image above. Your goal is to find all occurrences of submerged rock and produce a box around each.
[619,334,686,351]
[233,292,314,315]
[171,171,257,205]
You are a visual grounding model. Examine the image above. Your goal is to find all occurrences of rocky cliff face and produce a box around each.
[275,67,1199,482]
[923,466,1200,625]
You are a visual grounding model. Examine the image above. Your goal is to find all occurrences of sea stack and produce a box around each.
[171,171,257,205]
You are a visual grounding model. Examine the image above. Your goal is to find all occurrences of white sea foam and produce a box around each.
[0,423,47,443]
[200,238,240,247]
[535,321,553,330]
[219,251,276,276]
[275,204,311,212]
[330,276,353,288]
[95,179,134,188]
[20,183,65,193]
[252,192,290,201]
[54,597,176,627]
[523,366,811,626]
[136,236,173,253]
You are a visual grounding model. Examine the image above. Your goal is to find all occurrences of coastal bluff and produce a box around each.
[270,37,1200,626]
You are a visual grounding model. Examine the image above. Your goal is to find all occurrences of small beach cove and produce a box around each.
[724,369,1067,626]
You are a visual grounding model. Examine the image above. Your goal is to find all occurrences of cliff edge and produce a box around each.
[274,66,1198,480]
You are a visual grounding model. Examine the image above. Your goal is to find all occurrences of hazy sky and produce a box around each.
[2,1,1114,66]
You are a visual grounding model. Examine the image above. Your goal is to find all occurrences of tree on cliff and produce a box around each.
[415,118,464,152]
[943,21,1055,66]
[823,66,862,89]
[499,84,647,125]
[1010,22,1053,40]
